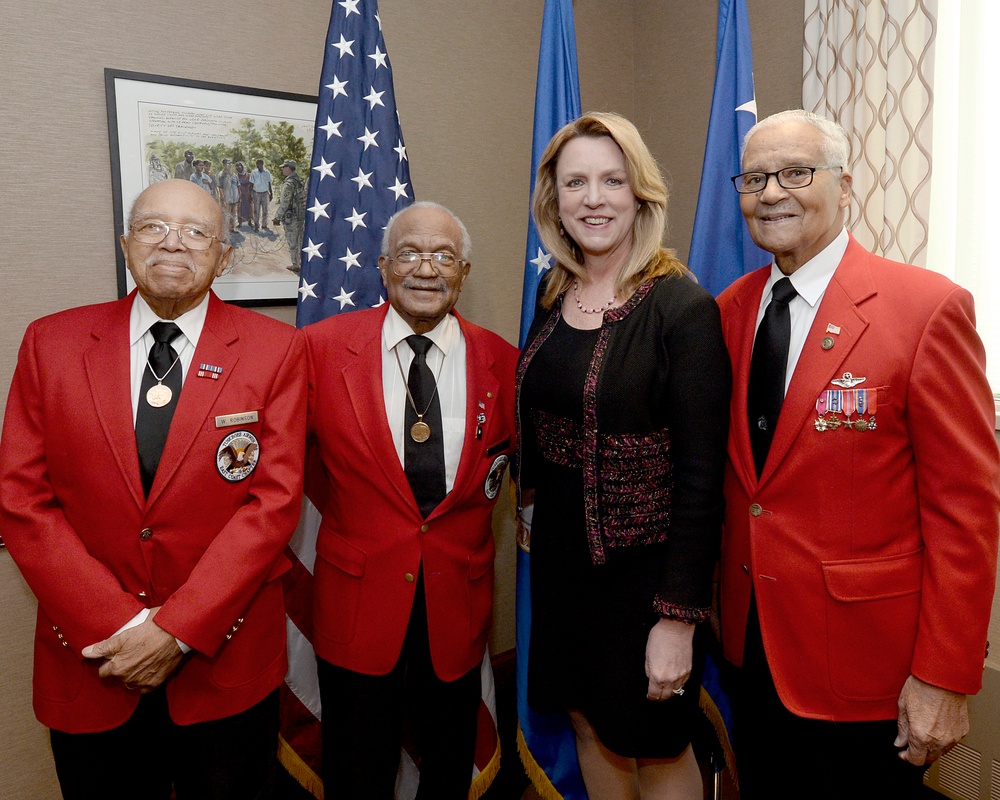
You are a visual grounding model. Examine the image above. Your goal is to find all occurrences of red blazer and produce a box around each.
[304,306,517,682]
[717,235,1000,721]
[0,292,306,733]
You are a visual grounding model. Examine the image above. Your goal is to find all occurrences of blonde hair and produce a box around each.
[532,111,687,309]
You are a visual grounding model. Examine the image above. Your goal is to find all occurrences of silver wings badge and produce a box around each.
[831,372,866,388]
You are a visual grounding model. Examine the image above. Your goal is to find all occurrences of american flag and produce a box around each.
[295,0,412,326]
[282,2,500,797]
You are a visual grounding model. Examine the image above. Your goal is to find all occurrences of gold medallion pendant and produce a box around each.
[410,420,431,443]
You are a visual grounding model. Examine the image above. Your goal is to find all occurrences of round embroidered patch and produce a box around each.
[216,430,260,482]
[484,454,509,500]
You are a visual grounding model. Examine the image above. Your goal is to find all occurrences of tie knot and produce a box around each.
[771,277,797,305]
[406,335,433,358]
[150,321,182,345]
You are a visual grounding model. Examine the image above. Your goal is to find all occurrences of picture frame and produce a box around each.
[105,69,317,306]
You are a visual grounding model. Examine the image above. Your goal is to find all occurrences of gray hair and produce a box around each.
[742,109,850,169]
[381,201,472,261]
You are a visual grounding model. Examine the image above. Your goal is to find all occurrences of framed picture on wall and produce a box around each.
[105,69,317,306]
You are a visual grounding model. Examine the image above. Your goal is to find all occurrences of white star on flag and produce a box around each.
[364,86,385,109]
[326,76,349,99]
[302,239,324,261]
[530,248,553,275]
[298,280,318,300]
[394,140,407,162]
[312,157,337,179]
[331,35,354,58]
[368,45,387,68]
[308,199,330,221]
[318,117,343,139]
[333,287,356,309]
[339,0,360,16]
[345,208,367,230]
[387,178,409,200]
[351,168,373,192]
[338,248,362,271]
[357,127,379,150]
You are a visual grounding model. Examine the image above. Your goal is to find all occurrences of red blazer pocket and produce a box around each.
[821,549,923,701]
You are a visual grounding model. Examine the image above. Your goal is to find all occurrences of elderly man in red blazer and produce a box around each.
[304,201,517,799]
[0,179,306,799]
[717,110,1000,798]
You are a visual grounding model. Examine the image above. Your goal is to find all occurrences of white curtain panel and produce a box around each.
[803,0,937,266]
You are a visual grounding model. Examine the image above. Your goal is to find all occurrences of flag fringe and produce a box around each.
[516,723,565,800]
[278,734,325,799]
[468,736,501,800]
[697,686,738,785]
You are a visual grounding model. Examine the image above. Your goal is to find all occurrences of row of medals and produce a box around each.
[814,388,876,432]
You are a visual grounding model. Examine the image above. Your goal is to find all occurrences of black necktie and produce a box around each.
[403,335,447,517]
[747,277,797,477]
[136,321,183,496]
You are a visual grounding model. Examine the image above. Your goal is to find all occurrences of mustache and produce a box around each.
[401,277,447,291]
[143,255,195,272]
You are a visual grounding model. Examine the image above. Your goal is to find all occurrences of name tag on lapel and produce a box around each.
[215,411,259,428]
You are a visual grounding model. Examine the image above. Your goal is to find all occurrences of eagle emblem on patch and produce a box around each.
[484,455,509,500]
[216,431,260,482]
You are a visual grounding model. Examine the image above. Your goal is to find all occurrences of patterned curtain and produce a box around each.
[803,0,938,267]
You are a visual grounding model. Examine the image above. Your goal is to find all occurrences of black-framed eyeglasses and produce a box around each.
[130,220,221,250]
[388,251,466,277]
[731,165,842,194]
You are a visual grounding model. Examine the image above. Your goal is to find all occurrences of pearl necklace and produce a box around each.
[573,280,617,314]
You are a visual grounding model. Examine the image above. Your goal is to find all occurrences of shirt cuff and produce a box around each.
[113,608,191,654]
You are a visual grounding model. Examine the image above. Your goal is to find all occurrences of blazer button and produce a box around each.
[140,528,153,541]
[749,504,763,517]
[404,573,415,582]
[420,524,429,533]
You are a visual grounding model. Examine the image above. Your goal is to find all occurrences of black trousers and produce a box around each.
[50,688,279,800]
[733,598,926,799]
[318,573,482,800]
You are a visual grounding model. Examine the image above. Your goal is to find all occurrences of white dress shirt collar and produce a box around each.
[130,291,210,349]
[763,227,849,310]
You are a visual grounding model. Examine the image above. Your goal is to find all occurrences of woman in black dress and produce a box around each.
[517,112,731,798]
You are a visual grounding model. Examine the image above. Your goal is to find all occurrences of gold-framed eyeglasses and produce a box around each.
[731,165,842,194]
[130,220,220,250]
[388,251,466,277]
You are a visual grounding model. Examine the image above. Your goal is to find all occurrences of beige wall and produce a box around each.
[0,1,802,796]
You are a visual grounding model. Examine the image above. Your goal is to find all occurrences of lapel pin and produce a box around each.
[826,323,841,335]
[821,337,835,350]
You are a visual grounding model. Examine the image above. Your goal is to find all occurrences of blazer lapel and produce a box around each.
[760,243,876,485]
[728,270,770,494]
[432,314,498,518]
[341,308,416,509]
[84,297,145,508]
[147,294,238,505]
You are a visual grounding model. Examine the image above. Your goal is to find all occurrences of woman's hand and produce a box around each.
[645,617,695,701]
